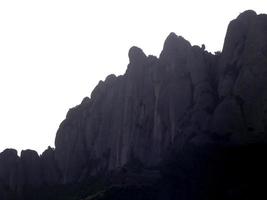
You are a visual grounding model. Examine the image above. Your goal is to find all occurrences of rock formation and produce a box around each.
[0,10,267,200]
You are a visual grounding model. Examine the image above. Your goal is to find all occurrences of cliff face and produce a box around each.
[0,10,267,199]
[0,148,60,199]
[216,10,267,141]
[54,33,218,183]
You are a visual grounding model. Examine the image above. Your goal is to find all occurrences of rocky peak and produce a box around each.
[126,46,148,78]
[40,147,60,185]
[20,150,42,187]
[236,9,257,22]
[0,149,18,186]
[160,32,191,68]
[1,9,267,200]
[128,46,147,64]
[0,149,18,161]
[216,10,267,142]
[161,32,191,54]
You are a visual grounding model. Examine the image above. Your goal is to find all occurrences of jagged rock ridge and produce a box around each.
[0,10,267,200]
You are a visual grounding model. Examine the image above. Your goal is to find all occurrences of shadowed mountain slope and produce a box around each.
[1,10,267,200]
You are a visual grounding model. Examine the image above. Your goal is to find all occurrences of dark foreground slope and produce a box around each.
[1,10,267,200]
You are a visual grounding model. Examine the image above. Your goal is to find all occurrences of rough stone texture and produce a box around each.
[40,147,61,185]
[52,10,267,184]
[0,149,19,191]
[54,98,90,183]
[211,96,245,140]
[217,10,267,143]
[51,34,211,183]
[19,150,42,188]
[0,10,267,199]
[53,33,215,183]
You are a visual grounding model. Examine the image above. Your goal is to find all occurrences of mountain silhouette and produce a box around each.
[1,10,267,200]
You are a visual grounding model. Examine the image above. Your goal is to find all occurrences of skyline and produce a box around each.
[0,0,267,154]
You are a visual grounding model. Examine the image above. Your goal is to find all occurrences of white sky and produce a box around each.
[0,0,266,154]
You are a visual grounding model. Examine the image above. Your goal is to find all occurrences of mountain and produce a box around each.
[1,10,267,200]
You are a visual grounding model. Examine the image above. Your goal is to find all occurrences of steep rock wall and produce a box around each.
[0,10,267,198]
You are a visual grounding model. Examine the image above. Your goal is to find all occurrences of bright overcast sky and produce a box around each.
[0,0,266,154]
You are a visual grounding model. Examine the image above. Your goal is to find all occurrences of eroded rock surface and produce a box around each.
[0,10,267,200]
